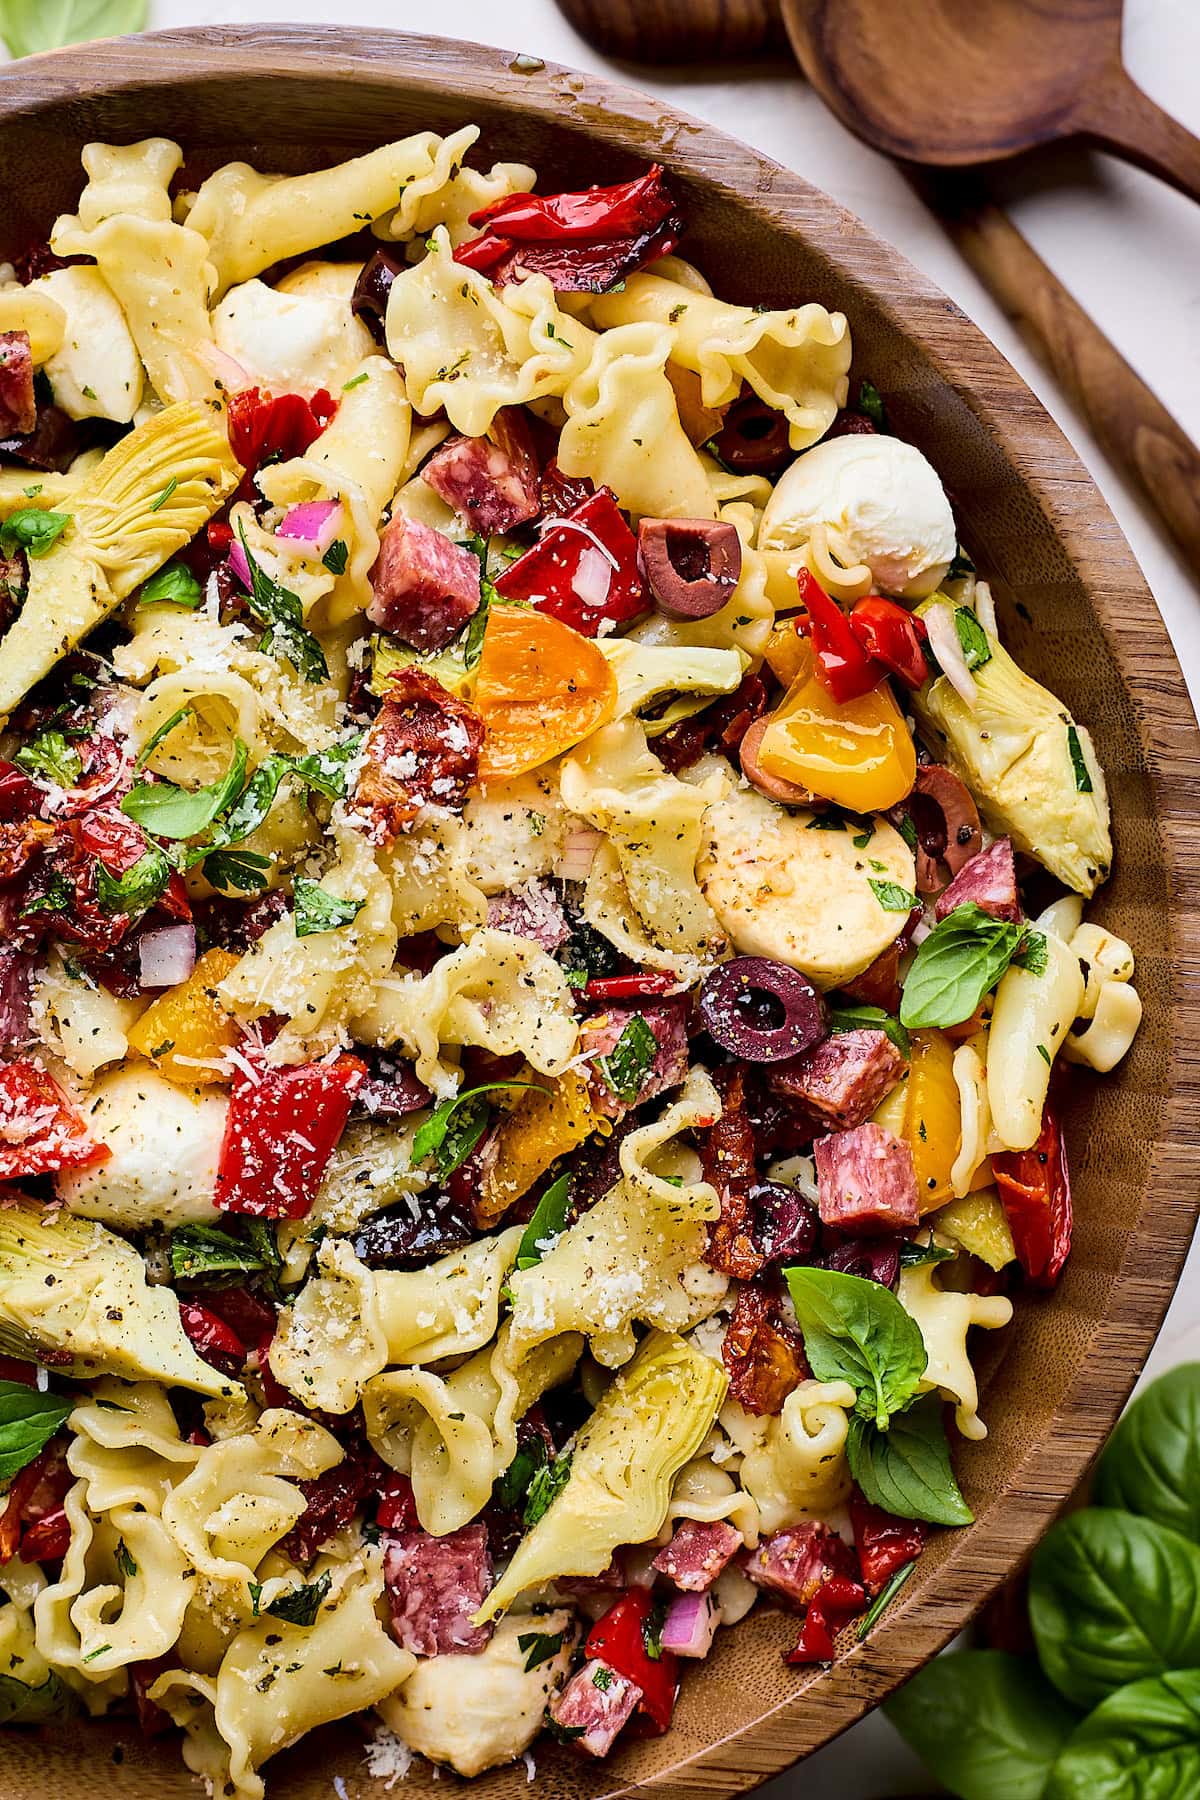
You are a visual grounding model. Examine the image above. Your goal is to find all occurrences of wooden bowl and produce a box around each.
[1,25,1198,1800]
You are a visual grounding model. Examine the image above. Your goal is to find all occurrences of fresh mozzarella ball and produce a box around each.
[56,1067,227,1229]
[213,262,374,397]
[759,433,956,599]
[376,1612,577,1778]
[31,265,143,422]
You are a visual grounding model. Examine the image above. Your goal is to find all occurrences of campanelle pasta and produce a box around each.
[0,125,1139,1793]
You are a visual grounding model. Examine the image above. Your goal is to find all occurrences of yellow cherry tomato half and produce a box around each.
[755,644,916,812]
[474,607,617,784]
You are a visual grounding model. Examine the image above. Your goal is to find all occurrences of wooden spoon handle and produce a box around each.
[1078,69,1200,206]
[555,0,784,62]
[930,176,1200,567]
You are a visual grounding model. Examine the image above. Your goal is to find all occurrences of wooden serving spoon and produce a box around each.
[557,0,1200,569]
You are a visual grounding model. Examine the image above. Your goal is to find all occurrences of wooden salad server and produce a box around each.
[557,0,1200,571]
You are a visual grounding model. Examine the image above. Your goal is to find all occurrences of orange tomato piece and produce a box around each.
[903,1027,962,1214]
[756,644,916,812]
[126,947,241,1085]
[474,608,617,784]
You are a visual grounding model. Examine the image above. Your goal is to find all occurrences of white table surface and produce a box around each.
[40,1,1200,1792]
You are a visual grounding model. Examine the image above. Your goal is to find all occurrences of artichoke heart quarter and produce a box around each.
[0,400,241,719]
[475,1330,727,1622]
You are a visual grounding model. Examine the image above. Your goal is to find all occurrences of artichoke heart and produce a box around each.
[0,1199,244,1399]
[911,619,1112,896]
[475,1329,727,1622]
[0,401,241,719]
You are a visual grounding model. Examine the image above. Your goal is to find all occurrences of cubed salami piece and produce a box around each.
[367,514,481,651]
[383,1521,492,1656]
[0,332,35,437]
[769,1028,905,1130]
[741,1521,857,1609]
[814,1121,919,1234]
[422,407,540,534]
[935,836,1021,923]
[548,1659,642,1757]
[485,879,570,953]
[652,1520,744,1592]
[581,999,690,1119]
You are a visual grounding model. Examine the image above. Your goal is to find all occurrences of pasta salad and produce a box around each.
[0,127,1141,1794]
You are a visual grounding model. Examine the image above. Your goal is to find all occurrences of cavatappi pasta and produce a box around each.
[0,128,1137,1791]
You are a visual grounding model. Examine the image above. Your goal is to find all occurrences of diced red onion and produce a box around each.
[138,922,197,990]
[973,580,997,638]
[571,544,613,610]
[277,499,345,556]
[558,824,603,883]
[660,1590,720,1658]
[228,538,252,591]
[910,915,933,947]
[925,602,976,709]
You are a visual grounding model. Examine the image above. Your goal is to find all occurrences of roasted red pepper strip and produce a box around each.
[494,488,645,636]
[226,387,337,503]
[796,570,883,703]
[585,1589,679,1735]
[19,1504,71,1564]
[376,1471,419,1531]
[584,973,677,1002]
[993,1104,1072,1288]
[0,759,38,823]
[849,596,929,690]
[455,168,681,293]
[783,1573,866,1664]
[0,1060,109,1179]
[215,1052,365,1219]
[178,1301,246,1377]
[849,1493,926,1596]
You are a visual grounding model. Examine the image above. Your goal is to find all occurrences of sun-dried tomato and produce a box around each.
[722,1281,808,1416]
[282,1447,383,1564]
[353,668,484,841]
[0,818,53,884]
[655,672,770,775]
[701,1066,763,1280]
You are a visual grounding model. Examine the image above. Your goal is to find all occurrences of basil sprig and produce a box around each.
[237,525,328,684]
[412,1081,545,1179]
[596,1014,658,1105]
[95,844,173,915]
[0,508,69,558]
[123,740,249,840]
[899,901,1031,1030]
[515,1174,572,1270]
[954,606,992,670]
[138,562,203,610]
[15,727,82,789]
[847,1396,974,1527]
[293,879,363,938]
[784,1266,927,1430]
[0,1379,71,1482]
[827,1001,910,1058]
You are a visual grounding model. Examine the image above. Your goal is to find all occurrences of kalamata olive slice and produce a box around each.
[738,716,818,806]
[638,517,742,619]
[825,1236,901,1288]
[351,248,407,344]
[750,1181,820,1264]
[712,394,791,473]
[697,956,828,1062]
[353,1193,474,1268]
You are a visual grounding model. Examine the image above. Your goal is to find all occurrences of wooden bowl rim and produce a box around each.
[2,25,1199,1797]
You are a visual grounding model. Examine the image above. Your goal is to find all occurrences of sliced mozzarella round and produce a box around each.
[56,1066,228,1229]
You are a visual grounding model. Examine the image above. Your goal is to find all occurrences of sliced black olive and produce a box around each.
[697,956,828,1062]
[351,248,407,344]
[638,517,742,619]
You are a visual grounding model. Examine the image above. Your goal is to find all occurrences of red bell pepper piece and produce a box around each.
[19,1504,71,1564]
[783,1573,866,1664]
[178,1301,246,1378]
[227,387,336,502]
[0,1438,73,1564]
[849,596,929,690]
[214,1052,365,1219]
[849,1493,926,1596]
[130,1660,177,1738]
[584,973,677,1002]
[455,166,682,293]
[796,570,883,703]
[494,488,645,636]
[584,1589,679,1735]
[993,1103,1072,1288]
[377,1471,418,1531]
[0,1060,109,1179]
[0,759,39,823]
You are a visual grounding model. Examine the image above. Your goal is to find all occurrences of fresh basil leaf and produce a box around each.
[852,829,874,850]
[495,1436,548,1512]
[855,1558,917,1640]
[858,378,887,432]
[463,588,491,670]
[947,545,976,583]
[517,1628,566,1671]
[201,755,289,856]
[642,1596,668,1660]
[114,1537,137,1579]
[1045,1669,1200,1800]
[847,1396,974,1525]
[894,811,918,852]
[828,1001,910,1058]
[954,607,992,670]
[134,704,192,771]
[265,1571,332,1628]
[169,1223,268,1283]
[523,1446,572,1527]
[558,925,620,987]
[15,728,81,788]
[242,1219,283,1284]
[0,1379,71,1482]
[1012,930,1048,977]
[783,1267,927,1429]
[95,844,172,915]
[0,1667,78,1726]
[0,507,69,558]
[247,1579,263,1617]
[202,847,271,893]
[1030,1509,1200,1708]
[122,739,249,841]
[1066,723,1093,793]
[885,1649,1078,1800]
[899,902,1026,1029]
[868,878,918,914]
[898,1238,955,1269]
[515,1174,572,1270]
[287,734,363,799]
[21,868,74,916]
[1095,1363,1200,1543]
[322,538,349,575]
[237,525,328,684]
[412,1082,543,1177]
[293,878,363,938]
[0,1,147,59]
[596,1014,658,1105]
[138,561,203,609]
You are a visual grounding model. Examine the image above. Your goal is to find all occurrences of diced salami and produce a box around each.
[0,332,35,437]
[741,1521,858,1609]
[652,1520,744,1592]
[367,514,482,652]
[353,669,484,842]
[935,836,1021,923]
[485,878,570,953]
[839,939,902,1013]
[769,1028,905,1131]
[814,1121,919,1235]
[422,408,540,535]
[581,998,690,1120]
[383,1522,493,1657]
[548,1659,642,1757]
